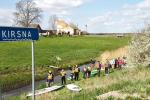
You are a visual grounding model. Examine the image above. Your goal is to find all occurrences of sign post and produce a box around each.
[0,27,39,100]
[0,86,2,100]
[32,41,35,100]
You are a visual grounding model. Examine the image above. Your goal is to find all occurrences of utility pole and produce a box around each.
[85,24,88,34]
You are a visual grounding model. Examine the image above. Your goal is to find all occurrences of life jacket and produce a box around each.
[72,69,75,74]
[75,67,79,73]
[61,71,66,77]
[88,67,91,71]
[48,74,52,80]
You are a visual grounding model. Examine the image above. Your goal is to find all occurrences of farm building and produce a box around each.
[29,22,81,36]
[116,34,125,38]
[56,20,81,35]
[30,24,56,36]
[29,24,42,33]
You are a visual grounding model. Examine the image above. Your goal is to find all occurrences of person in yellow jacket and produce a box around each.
[74,65,80,81]
[60,69,66,85]
[70,66,75,81]
[46,70,54,87]
[87,66,92,78]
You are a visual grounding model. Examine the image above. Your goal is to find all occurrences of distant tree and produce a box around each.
[49,15,58,30]
[129,26,150,67]
[14,0,42,27]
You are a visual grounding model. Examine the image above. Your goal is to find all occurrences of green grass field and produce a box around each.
[0,36,130,92]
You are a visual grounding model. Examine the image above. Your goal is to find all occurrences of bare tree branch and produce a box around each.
[49,15,58,30]
[14,0,42,27]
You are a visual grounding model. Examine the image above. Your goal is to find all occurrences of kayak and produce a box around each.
[49,65,59,69]
[66,84,82,92]
[26,85,64,97]
[91,69,98,77]
[67,76,75,80]
[67,76,72,80]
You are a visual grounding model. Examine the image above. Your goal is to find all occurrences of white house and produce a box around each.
[56,20,81,35]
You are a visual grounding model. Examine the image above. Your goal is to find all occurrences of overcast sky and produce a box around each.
[0,0,150,33]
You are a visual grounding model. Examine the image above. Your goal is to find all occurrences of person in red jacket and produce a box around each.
[117,57,123,69]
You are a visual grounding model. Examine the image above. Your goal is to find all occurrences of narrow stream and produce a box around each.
[1,65,85,99]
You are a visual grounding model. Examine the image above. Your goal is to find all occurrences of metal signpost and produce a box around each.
[0,26,39,100]
[0,87,2,100]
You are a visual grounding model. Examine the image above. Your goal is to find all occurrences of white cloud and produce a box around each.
[34,0,90,29]
[88,0,150,33]
[0,9,14,26]
[136,0,150,8]
[35,0,86,9]
[34,0,89,16]
[33,0,91,29]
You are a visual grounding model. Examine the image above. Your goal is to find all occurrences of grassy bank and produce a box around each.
[49,67,150,100]
[0,36,130,92]
[5,67,150,100]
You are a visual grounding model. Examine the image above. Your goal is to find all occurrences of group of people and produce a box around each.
[46,57,126,87]
[46,69,67,86]
[70,65,80,81]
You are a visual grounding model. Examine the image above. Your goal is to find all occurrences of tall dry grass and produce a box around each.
[96,46,129,64]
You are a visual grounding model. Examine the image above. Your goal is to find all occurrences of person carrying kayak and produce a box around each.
[46,70,54,87]
[60,69,66,85]
[87,66,92,78]
[74,65,80,81]
[97,61,102,77]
